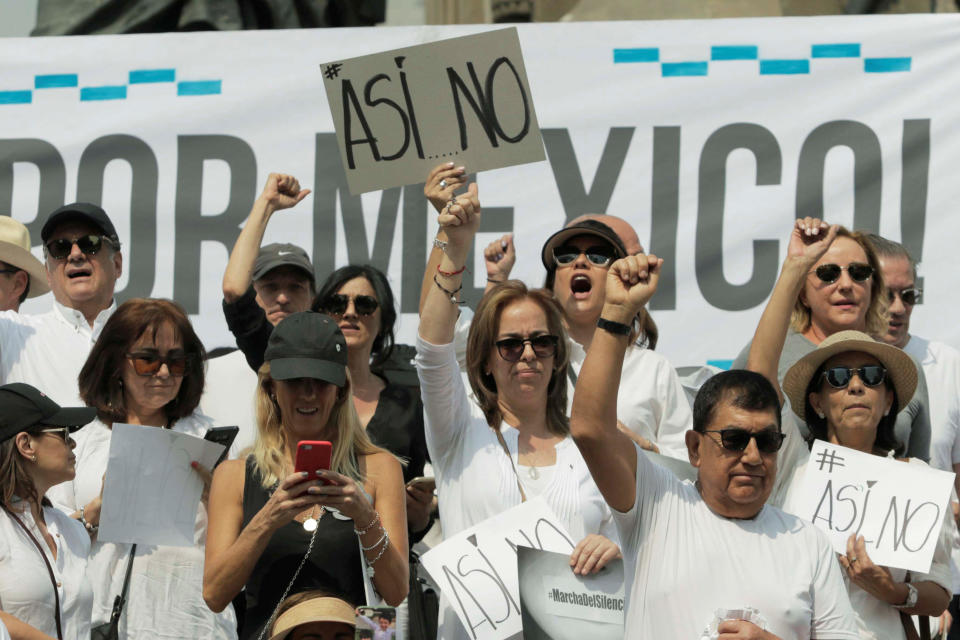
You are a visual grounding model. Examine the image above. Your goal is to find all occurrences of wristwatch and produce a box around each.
[893,583,918,609]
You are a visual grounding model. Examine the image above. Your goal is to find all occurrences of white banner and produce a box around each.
[2,15,958,366]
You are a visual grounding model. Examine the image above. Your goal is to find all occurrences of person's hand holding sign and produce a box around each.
[424,162,466,213]
[437,182,481,250]
[837,534,899,604]
[569,533,621,576]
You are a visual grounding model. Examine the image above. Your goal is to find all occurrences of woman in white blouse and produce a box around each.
[416,182,620,640]
[0,382,96,640]
[48,298,237,639]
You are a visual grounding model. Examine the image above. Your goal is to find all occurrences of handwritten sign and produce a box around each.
[98,423,224,546]
[788,441,954,573]
[321,27,545,194]
[420,498,575,640]
[517,547,624,640]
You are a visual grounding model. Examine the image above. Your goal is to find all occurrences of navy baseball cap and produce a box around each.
[265,312,347,385]
[41,202,120,245]
[0,383,96,443]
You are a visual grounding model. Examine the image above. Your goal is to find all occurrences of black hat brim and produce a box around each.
[270,357,346,387]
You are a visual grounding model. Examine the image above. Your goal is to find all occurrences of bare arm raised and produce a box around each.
[745,218,838,404]
[569,254,662,513]
[222,173,310,302]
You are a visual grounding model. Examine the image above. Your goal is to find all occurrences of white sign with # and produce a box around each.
[420,497,576,640]
[98,423,225,547]
[789,440,954,573]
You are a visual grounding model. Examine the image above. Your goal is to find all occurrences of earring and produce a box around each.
[31,455,37,462]
[817,412,825,419]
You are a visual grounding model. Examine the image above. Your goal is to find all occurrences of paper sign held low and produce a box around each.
[321,27,545,194]
[789,440,954,573]
[420,498,575,640]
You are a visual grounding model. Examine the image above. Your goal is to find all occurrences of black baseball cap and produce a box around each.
[41,202,120,245]
[540,219,627,270]
[253,243,315,282]
[0,383,96,443]
[265,312,347,385]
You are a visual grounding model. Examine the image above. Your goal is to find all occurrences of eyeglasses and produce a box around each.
[820,365,886,389]
[495,335,559,362]
[552,245,616,268]
[702,428,785,454]
[322,294,379,317]
[888,287,923,306]
[45,234,116,260]
[127,352,193,377]
[39,427,73,442]
[811,262,874,284]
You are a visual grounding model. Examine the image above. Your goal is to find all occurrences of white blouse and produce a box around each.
[0,501,93,638]
[416,336,616,640]
[47,412,237,640]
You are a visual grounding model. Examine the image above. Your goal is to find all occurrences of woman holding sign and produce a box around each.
[747,218,950,639]
[416,182,621,640]
[203,311,408,640]
[48,298,237,639]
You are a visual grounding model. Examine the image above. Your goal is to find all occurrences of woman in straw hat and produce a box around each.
[267,590,356,640]
[747,217,950,639]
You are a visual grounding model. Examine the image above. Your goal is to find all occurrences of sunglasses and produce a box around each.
[703,428,785,454]
[45,234,116,260]
[888,287,923,306]
[495,335,559,362]
[38,426,73,442]
[820,365,886,389]
[127,352,193,377]
[322,294,379,316]
[552,245,616,268]
[811,262,874,284]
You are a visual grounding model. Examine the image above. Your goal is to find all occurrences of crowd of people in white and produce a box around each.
[0,162,958,640]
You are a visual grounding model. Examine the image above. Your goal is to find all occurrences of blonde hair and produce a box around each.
[466,281,570,436]
[791,226,889,339]
[251,363,385,490]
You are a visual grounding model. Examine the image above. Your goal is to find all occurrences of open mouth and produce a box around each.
[570,274,592,297]
[67,268,92,279]
[296,408,318,415]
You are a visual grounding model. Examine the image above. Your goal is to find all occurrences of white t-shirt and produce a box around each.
[0,299,115,406]
[415,336,616,640]
[0,502,93,639]
[47,412,238,640]
[199,349,259,457]
[566,339,693,458]
[903,336,960,475]
[614,443,858,640]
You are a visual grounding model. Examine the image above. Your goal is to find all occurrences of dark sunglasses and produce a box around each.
[127,352,193,377]
[322,294,379,317]
[820,365,886,389]
[552,245,616,268]
[703,428,785,454]
[45,234,116,260]
[495,335,559,362]
[39,427,74,442]
[812,262,874,284]
[889,287,922,306]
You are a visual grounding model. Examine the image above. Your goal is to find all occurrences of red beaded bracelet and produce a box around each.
[437,264,466,277]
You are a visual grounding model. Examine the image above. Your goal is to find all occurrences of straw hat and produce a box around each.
[268,596,356,640]
[0,216,49,298]
[782,330,917,422]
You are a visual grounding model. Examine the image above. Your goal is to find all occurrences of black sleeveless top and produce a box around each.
[240,457,365,639]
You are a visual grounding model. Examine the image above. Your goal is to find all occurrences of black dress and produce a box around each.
[239,457,366,640]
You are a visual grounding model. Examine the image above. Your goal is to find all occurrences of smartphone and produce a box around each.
[407,476,436,493]
[204,426,239,469]
[295,440,333,483]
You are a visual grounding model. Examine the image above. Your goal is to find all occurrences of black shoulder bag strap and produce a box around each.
[2,505,63,640]
[107,544,138,630]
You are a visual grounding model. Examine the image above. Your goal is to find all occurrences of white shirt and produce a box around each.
[0,618,10,640]
[0,502,93,639]
[0,299,115,406]
[566,339,693,458]
[614,443,858,640]
[415,337,617,640]
[781,454,953,640]
[199,349,259,458]
[47,412,238,640]
[903,337,960,475]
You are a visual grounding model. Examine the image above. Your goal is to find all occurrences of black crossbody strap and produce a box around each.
[3,506,63,640]
[108,544,137,625]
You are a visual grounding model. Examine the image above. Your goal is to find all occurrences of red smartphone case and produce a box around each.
[294,440,333,480]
